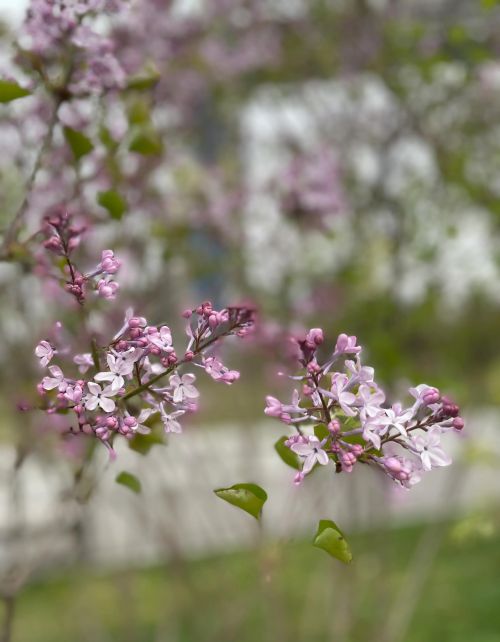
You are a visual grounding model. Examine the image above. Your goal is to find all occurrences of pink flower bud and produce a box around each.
[350,444,363,456]
[307,361,321,374]
[422,389,440,405]
[328,419,341,434]
[305,328,324,348]
[97,279,119,300]
[129,317,147,328]
[293,471,305,485]
[383,457,402,473]
[100,250,121,274]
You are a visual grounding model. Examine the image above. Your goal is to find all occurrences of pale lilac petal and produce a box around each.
[302,453,316,474]
[95,371,114,382]
[172,387,183,404]
[99,396,115,413]
[429,448,452,468]
[291,443,313,456]
[183,384,199,399]
[85,396,99,411]
[42,377,60,390]
[87,382,101,395]
[316,450,329,466]
[48,365,63,378]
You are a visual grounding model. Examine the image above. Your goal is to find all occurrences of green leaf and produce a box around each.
[0,79,31,103]
[129,130,163,155]
[127,64,161,90]
[314,423,329,440]
[63,127,94,160]
[116,471,141,494]
[128,430,165,455]
[98,190,127,220]
[274,436,301,470]
[313,519,352,564]
[214,483,267,520]
[127,101,152,126]
[99,125,118,150]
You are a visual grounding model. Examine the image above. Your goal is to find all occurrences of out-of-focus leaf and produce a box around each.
[274,436,301,469]
[313,519,352,564]
[64,127,94,160]
[314,424,329,440]
[127,63,160,90]
[127,101,152,126]
[129,130,163,155]
[481,0,500,9]
[98,190,127,220]
[214,483,267,520]
[0,79,31,103]
[116,471,141,494]
[128,430,165,455]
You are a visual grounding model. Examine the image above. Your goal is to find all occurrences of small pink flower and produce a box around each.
[410,428,451,472]
[169,373,199,404]
[334,333,361,356]
[73,353,94,373]
[160,405,185,434]
[42,366,67,392]
[148,326,174,353]
[84,382,117,413]
[329,373,357,416]
[35,340,54,367]
[291,436,329,474]
[203,356,239,384]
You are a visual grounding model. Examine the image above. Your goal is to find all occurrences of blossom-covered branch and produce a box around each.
[266,329,464,487]
[36,301,254,458]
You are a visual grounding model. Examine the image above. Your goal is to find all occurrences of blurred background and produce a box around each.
[1,0,500,640]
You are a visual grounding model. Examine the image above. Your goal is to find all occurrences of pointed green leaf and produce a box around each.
[313,519,352,564]
[314,424,329,440]
[214,483,267,520]
[129,130,162,155]
[116,471,141,494]
[64,127,94,160]
[274,436,301,470]
[98,190,127,220]
[0,79,31,103]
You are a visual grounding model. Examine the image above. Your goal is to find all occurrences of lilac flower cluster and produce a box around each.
[41,208,120,303]
[278,151,347,226]
[265,329,464,488]
[35,301,255,457]
[20,0,125,94]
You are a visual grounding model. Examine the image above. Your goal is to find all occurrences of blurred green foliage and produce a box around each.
[9,520,500,642]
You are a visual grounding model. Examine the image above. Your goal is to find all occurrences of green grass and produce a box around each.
[7,520,500,642]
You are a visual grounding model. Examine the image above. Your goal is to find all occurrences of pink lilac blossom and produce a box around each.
[41,209,121,304]
[265,328,464,489]
[20,0,126,94]
[35,300,255,455]
[278,151,348,227]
